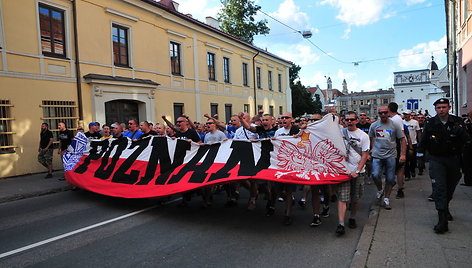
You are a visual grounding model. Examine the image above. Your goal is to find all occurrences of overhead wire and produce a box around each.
[257,3,444,66]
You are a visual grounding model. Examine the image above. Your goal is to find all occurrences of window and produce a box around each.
[210,103,218,117]
[269,105,274,116]
[268,71,273,91]
[173,103,184,122]
[278,73,282,92]
[223,57,230,83]
[112,24,129,67]
[341,101,347,106]
[243,104,250,114]
[383,98,389,104]
[353,100,357,105]
[242,63,249,86]
[41,100,78,147]
[256,67,262,89]
[170,42,181,75]
[360,100,364,105]
[208,52,216,81]
[373,99,377,104]
[39,4,66,57]
[0,100,15,153]
[225,104,232,123]
[279,106,283,115]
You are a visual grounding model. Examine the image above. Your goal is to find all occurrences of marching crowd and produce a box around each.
[37,98,472,236]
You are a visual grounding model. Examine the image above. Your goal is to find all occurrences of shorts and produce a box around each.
[336,174,365,203]
[38,149,53,165]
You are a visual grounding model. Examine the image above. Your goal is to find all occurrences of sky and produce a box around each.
[177,0,446,92]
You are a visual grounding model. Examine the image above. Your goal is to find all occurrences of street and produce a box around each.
[0,184,376,267]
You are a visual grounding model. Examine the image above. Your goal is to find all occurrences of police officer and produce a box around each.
[417,98,471,234]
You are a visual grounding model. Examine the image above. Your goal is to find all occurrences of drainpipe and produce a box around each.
[72,0,83,123]
[252,51,260,114]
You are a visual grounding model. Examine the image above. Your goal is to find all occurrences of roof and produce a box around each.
[83,74,160,86]
[428,56,439,71]
[337,89,394,98]
[141,0,292,65]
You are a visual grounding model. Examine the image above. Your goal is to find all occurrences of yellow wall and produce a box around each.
[0,0,291,178]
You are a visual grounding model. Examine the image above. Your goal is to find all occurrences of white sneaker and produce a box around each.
[376,190,383,200]
[383,198,391,210]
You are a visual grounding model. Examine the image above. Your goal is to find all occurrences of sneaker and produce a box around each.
[376,190,384,200]
[348,218,357,229]
[45,173,53,179]
[396,188,404,199]
[277,197,284,202]
[335,224,345,236]
[283,216,292,226]
[234,191,240,200]
[298,199,306,208]
[427,194,434,202]
[383,198,391,210]
[266,206,275,217]
[247,200,256,211]
[310,215,321,227]
[321,206,330,217]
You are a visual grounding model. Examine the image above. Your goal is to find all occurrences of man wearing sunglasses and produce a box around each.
[417,98,470,234]
[369,106,406,210]
[123,119,144,140]
[335,111,370,236]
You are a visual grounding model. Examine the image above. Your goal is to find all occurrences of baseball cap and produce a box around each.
[110,123,119,128]
[88,122,99,128]
[402,110,412,115]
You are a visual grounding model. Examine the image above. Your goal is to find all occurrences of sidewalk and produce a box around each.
[352,172,472,267]
[0,171,72,203]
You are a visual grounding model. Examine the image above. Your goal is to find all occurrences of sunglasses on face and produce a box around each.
[128,122,134,125]
[206,122,214,125]
[280,116,291,119]
[378,111,388,115]
[360,114,367,117]
[345,118,357,122]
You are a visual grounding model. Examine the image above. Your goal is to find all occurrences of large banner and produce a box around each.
[64,115,350,198]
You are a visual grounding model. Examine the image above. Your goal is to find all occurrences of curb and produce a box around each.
[0,185,74,204]
[350,200,380,268]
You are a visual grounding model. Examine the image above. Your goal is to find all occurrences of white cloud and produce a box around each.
[276,44,320,66]
[397,35,446,70]
[177,0,221,21]
[361,80,379,91]
[337,69,356,80]
[270,0,310,30]
[406,0,426,5]
[301,71,326,88]
[320,0,387,26]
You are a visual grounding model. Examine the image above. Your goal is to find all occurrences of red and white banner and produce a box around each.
[64,115,350,198]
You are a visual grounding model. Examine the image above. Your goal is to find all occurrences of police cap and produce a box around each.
[433,98,450,106]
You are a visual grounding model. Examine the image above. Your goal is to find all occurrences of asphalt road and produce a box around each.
[0,183,377,267]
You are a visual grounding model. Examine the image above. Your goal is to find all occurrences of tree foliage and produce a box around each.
[217,0,270,43]
[290,64,317,117]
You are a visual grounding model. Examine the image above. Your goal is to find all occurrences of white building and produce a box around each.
[393,57,449,116]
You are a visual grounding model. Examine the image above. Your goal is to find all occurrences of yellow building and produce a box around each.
[0,0,292,178]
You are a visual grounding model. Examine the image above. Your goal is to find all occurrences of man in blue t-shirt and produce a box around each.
[123,119,144,140]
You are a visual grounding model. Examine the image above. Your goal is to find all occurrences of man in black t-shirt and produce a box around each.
[239,113,278,138]
[139,121,158,138]
[38,123,54,178]
[174,116,202,143]
[356,113,371,134]
[85,122,102,139]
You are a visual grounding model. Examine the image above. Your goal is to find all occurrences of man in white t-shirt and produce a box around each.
[403,110,420,180]
[335,111,370,236]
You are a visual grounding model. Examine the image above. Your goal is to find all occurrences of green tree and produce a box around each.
[217,0,270,43]
[290,64,316,117]
[313,94,323,114]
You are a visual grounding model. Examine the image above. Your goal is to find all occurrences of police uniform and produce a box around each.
[417,98,471,233]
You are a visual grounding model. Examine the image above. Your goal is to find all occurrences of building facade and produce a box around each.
[446,0,472,115]
[393,58,449,115]
[335,89,395,118]
[0,0,291,177]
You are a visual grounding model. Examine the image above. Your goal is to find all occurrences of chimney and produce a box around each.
[206,16,220,29]
[172,1,179,11]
